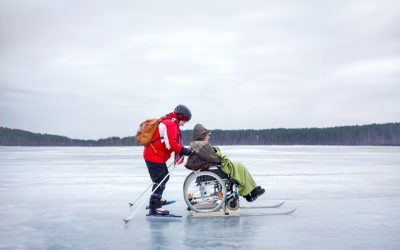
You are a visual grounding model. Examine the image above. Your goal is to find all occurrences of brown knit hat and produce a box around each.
[192,123,210,141]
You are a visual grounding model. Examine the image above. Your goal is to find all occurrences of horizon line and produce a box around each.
[1,122,399,141]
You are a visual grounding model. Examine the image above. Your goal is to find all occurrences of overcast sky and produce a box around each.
[1,0,399,139]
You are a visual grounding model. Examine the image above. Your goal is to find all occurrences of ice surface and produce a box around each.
[0,146,399,250]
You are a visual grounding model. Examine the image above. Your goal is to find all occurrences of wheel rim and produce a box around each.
[183,172,226,213]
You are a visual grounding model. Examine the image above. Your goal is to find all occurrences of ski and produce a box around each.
[145,200,176,210]
[241,201,285,209]
[240,208,297,217]
[146,213,182,218]
[123,212,182,224]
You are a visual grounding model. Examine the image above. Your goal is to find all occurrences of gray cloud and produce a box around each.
[1,0,399,139]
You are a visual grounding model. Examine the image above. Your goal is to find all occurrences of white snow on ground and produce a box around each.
[0,146,399,250]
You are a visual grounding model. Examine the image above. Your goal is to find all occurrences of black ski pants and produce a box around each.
[145,160,170,211]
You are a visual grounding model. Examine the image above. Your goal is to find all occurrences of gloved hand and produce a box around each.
[180,147,192,156]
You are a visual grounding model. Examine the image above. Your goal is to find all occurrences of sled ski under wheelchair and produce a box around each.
[183,166,241,217]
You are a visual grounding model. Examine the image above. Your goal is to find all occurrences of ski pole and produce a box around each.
[124,156,184,224]
[128,159,177,207]
[129,183,153,207]
[124,169,174,224]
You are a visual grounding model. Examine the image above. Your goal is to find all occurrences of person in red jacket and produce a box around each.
[144,104,192,215]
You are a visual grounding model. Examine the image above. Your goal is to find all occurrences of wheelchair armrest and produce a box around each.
[207,165,221,170]
[206,165,229,179]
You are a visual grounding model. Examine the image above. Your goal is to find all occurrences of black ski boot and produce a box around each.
[244,186,265,202]
[244,193,255,202]
[149,209,170,216]
[250,186,265,199]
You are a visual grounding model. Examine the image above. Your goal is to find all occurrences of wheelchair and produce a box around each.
[183,166,240,215]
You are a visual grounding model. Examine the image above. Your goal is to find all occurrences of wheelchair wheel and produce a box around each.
[227,196,240,210]
[183,171,226,213]
[183,171,196,190]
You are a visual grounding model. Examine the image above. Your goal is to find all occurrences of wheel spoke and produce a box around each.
[183,171,227,213]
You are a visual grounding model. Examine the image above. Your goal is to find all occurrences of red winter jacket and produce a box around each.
[143,112,183,163]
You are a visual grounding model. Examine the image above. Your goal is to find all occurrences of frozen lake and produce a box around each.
[0,146,399,250]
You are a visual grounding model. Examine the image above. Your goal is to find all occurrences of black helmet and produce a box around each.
[174,104,192,121]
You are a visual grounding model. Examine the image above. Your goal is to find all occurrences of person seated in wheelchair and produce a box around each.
[185,123,265,202]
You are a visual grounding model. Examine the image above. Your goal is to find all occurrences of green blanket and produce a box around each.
[214,147,257,196]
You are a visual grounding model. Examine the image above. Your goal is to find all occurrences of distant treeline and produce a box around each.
[1,123,399,146]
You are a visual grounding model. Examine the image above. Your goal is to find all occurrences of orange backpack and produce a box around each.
[135,118,163,145]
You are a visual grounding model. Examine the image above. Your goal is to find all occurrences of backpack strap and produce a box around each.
[149,116,169,143]
[148,116,173,152]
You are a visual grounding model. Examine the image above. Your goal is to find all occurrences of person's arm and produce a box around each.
[160,120,191,155]
[195,141,221,164]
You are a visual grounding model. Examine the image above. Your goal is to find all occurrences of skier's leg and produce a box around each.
[158,163,169,201]
[146,161,170,214]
